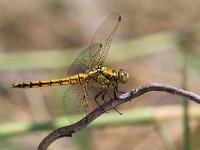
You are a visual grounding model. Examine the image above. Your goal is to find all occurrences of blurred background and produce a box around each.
[1,0,200,150]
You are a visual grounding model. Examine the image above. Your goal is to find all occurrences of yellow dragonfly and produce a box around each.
[13,13,129,123]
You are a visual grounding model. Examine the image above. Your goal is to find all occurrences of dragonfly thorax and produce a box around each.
[93,66,128,86]
[116,69,129,84]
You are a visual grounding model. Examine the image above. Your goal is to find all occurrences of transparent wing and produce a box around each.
[67,13,121,76]
[90,12,121,66]
[67,44,101,76]
[62,84,89,123]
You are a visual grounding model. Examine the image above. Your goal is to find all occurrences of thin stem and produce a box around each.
[179,30,192,150]
[182,53,190,150]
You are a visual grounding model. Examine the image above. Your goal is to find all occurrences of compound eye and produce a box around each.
[117,69,128,84]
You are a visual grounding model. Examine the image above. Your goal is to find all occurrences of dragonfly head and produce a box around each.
[117,69,129,84]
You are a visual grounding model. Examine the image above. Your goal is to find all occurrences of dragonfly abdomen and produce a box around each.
[13,73,88,88]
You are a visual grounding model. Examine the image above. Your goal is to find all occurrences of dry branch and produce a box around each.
[38,83,200,150]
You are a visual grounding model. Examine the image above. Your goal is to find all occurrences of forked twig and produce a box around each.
[38,83,200,150]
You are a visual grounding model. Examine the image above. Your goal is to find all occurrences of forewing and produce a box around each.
[62,84,89,124]
[67,13,121,76]
[90,12,121,66]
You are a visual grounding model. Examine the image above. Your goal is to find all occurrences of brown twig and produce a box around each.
[37,83,200,150]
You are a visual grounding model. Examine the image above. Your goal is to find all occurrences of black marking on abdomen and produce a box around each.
[29,81,32,87]
[78,74,81,83]
[69,78,72,84]
[23,82,25,88]
[39,81,42,87]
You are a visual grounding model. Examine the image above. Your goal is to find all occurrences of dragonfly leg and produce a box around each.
[94,90,107,113]
[95,88,122,115]
[114,87,118,99]
[101,89,122,114]
[100,89,122,115]
[114,84,126,99]
[110,97,123,115]
[101,89,107,103]
[116,84,126,94]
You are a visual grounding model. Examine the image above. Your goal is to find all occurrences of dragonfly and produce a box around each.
[13,13,129,124]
